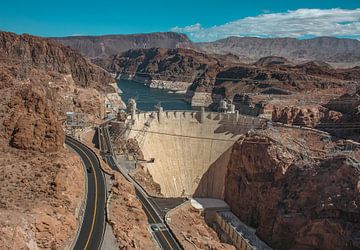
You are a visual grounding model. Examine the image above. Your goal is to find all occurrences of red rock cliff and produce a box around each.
[225,128,360,250]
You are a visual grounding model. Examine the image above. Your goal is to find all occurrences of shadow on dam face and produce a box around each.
[127,111,263,198]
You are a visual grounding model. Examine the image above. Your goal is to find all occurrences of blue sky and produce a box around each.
[1,0,360,41]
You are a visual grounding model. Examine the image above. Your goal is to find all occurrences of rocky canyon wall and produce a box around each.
[0,31,120,248]
[224,127,360,250]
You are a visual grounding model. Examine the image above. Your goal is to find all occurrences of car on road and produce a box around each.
[150,224,159,232]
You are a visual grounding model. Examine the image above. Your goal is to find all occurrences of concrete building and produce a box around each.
[215,211,272,250]
[190,198,230,222]
[189,198,272,250]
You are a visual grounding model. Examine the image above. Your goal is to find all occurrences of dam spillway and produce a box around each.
[123,109,264,198]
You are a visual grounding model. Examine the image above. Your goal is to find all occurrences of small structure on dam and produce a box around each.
[111,100,266,198]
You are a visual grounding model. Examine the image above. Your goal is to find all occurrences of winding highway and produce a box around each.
[65,136,106,250]
[98,125,182,250]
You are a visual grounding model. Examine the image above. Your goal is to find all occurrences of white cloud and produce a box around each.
[171,8,360,42]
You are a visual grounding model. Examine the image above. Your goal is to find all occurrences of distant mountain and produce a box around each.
[53,33,360,66]
[52,32,193,59]
[196,36,360,65]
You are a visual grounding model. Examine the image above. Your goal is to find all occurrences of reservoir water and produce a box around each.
[117,79,192,111]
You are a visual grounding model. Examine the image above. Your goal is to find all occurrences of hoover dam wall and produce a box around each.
[127,110,264,198]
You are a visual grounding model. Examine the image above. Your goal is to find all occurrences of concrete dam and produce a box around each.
[123,108,264,198]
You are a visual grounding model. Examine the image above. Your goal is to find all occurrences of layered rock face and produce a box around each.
[225,127,360,250]
[52,32,193,59]
[254,88,360,140]
[197,36,360,66]
[4,85,64,152]
[212,57,359,97]
[322,90,360,140]
[93,47,223,92]
[0,31,124,123]
[0,31,118,248]
[0,32,114,91]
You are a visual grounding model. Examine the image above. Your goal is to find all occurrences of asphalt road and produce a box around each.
[65,136,106,250]
[99,125,182,250]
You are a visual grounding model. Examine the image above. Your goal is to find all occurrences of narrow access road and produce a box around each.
[66,136,106,250]
[99,126,182,250]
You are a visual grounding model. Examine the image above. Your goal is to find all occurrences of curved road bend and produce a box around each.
[99,126,182,250]
[65,136,106,250]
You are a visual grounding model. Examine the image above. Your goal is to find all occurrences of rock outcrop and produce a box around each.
[93,47,223,92]
[225,127,360,250]
[321,90,360,140]
[167,202,235,249]
[0,32,114,92]
[255,88,360,140]
[4,85,64,152]
[0,148,85,249]
[0,31,121,248]
[108,173,155,249]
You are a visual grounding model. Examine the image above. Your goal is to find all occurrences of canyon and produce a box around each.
[98,35,360,250]
[1,28,360,250]
[112,107,360,250]
[93,47,360,109]
[0,31,150,249]
[225,126,360,249]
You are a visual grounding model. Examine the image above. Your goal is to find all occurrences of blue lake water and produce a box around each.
[117,79,192,111]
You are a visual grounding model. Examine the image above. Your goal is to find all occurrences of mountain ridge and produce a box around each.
[52,32,360,66]
[51,32,193,59]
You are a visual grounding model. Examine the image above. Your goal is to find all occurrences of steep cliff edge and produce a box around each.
[93,47,225,92]
[0,31,128,248]
[225,127,360,249]
[0,32,114,92]
[255,88,360,141]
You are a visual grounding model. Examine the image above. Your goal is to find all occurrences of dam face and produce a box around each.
[127,110,263,198]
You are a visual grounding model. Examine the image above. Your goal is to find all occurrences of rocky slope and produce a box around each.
[211,57,359,97]
[167,202,235,250]
[321,90,360,139]
[0,31,120,248]
[0,32,114,91]
[93,47,228,92]
[0,77,85,248]
[197,36,360,66]
[247,87,360,140]
[225,127,360,250]
[53,32,193,59]
[108,173,155,249]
